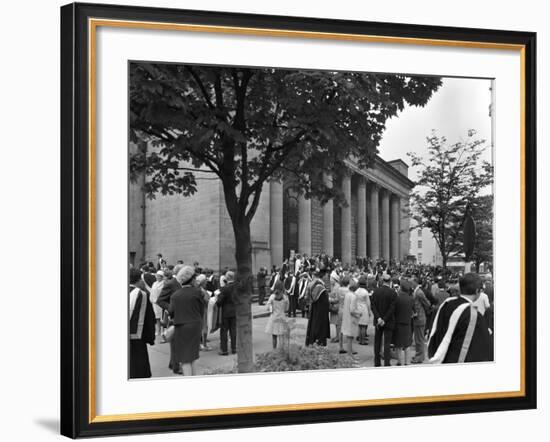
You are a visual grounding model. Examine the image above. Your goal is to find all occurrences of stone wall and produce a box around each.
[333,205,342,259]
[218,188,235,272]
[400,197,411,259]
[142,173,221,270]
[250,182,272,273]
[128,141,145,265]
[311,198,323,255]
[351,188,358,261]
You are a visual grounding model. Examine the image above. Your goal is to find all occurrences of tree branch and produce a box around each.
[214,71,224,108]
[177,167,217,173]
[250,129,308,193]
[185,66,215,110]
[245,187,263,223]
[232,69,253,207]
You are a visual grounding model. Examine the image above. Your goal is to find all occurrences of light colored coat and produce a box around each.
[355,287,372,326]
[341,289,360,337]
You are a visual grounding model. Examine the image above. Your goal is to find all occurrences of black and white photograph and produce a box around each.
[0,0,543,439]
[128,62,495,379]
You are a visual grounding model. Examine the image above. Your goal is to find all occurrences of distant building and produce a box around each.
[129,141,414,273]
[409,223,443,266]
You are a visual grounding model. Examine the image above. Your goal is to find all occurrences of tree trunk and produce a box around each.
[232,221,254,373]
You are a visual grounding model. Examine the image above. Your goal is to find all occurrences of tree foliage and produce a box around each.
[408,130,493,268]
[130,63,441,222]
[470,194,494,269]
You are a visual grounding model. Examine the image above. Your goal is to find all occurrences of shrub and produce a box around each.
[202,345,358,376]
[203,365,237,375]
[254,344,358,372]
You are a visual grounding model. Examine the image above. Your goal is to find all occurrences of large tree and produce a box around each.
[130,63,441,372]
[408,130,493,269]
[469,194,494,271]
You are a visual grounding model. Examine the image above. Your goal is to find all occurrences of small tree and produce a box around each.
[408,130,493,269]
[130,63,441,372]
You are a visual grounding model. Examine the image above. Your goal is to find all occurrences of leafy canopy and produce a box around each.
[470,194,494,267]
[408,130,493,265]
[130,63,441,224]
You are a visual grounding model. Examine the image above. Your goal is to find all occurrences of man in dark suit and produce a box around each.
[216,271,237,355]
[371,273,397,367]
[256,267,267,305]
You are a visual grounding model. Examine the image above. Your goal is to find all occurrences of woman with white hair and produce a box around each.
[340,277,361,355]
[168,265,205,375]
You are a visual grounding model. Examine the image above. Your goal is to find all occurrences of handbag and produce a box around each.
[164,325,175,342]
[160,309,170,328]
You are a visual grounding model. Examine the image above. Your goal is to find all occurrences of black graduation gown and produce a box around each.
[284,275,298,315]
[297,277,310,312]
[305,283,330,346]
[129,287,156,378]
[428,296,493,363]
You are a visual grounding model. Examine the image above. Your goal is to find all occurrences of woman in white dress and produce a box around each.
[355,276,373,345]
[265,281,290,349]
[341,278,361,355]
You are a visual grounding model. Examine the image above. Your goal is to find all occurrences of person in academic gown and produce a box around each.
[297,272,312,318]
[305,270,331,346]
[428,273,493,363]
[129,268,156,378]
[256,267,268,305]
[284,272,298,317]
[370,273,397,367]
[269,267,282,293]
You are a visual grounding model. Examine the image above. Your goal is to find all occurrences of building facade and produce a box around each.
[129,143,414,273]
[409,225,443,266]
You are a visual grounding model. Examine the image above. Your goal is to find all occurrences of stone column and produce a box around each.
[357,178,367,258]
[391,195,400,260]
[322,173,334,256]
[369,184,380,259]
[298,193,312,255]
[397,197,402,260]
[381,189,391,260]
[400,197,410,258]
[269,180,284,266]
[341,173,352,265]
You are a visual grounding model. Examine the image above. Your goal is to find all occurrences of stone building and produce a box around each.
[129,143,414,273]
[409,223,443,266]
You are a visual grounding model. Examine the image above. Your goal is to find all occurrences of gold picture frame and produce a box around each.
[61,2,536,438]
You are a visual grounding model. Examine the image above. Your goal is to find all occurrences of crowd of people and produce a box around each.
[129,252,494,377]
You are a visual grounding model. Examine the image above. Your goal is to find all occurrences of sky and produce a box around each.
[377,76,494,182]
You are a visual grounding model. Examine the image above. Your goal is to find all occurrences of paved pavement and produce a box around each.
[148,303,382,377]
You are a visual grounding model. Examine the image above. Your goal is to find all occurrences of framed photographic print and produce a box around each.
[60,2,537,438]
